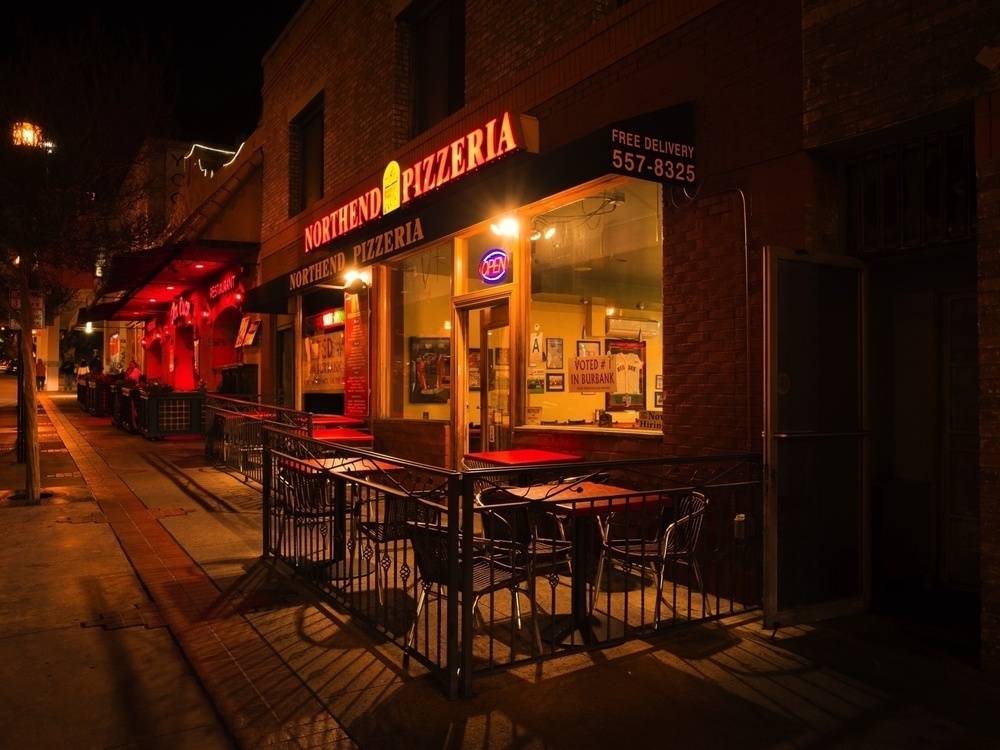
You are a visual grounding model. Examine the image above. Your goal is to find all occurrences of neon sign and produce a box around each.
[304,112,525,253]
[479,249,510,284]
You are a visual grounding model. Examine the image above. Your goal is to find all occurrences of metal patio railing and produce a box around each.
[255,426,763,699]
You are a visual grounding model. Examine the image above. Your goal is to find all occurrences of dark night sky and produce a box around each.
[4,3,302,145]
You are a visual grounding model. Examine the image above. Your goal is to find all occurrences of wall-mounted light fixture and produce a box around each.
[976,45,1000,72]
[344,268,372,293]
[490,216,520,237]
[530,217,556,241]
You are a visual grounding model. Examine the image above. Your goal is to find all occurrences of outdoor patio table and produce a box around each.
[312,427,375,445]
[504,479,673,646]
[463,448,581,467]
[303,413,366,428]
[463,448,582,486]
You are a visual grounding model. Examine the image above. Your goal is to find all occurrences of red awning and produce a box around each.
[81,242,257,323]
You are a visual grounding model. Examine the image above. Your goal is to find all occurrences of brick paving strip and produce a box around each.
[42,395,358,750]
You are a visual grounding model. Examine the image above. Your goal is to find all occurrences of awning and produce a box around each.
[81,241,258,323]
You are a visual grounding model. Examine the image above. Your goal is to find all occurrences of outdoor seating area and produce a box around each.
[259,427,763,698]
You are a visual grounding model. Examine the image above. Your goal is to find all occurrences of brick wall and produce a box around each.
[977,93,1000,682]
[803,0,1000,147]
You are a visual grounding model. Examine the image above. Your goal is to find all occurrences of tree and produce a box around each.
[0,16,171,502]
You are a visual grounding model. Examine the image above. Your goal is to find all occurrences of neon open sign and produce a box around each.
[479,248,509,283]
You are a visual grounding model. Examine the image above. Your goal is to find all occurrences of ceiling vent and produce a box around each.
[605,317,660,339]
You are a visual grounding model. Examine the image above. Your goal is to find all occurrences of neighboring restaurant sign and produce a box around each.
[208,273,239,300]
[170,296,193,326]
[607,101,696,186]
[304,111,530,254]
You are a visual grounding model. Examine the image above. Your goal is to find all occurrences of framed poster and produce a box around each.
[527,364,545,394]
[468,349,481,390]
[605,339,645,411]
[409,337,450,403]
[655,374,664,391]
[545,337,564,369]
[546,372,565,392]
[577,340,601,357]
[654,391,664,407]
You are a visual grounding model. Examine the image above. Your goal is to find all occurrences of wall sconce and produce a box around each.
[530,218,556,241]
[490,216,520,237]
[976,45,1000,72]
[85,322,93,333]
[344,268,372,293]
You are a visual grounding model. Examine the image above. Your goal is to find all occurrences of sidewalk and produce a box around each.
[2,385,1000,749]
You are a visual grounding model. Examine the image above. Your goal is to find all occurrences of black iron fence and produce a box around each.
[257,427,763,699]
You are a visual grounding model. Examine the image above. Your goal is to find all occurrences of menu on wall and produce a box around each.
[303,330,345,393]
[344,292,369,417]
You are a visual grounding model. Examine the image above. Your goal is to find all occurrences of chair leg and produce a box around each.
[590,549,607,612]
[690,557,711,616]
[405,587,427,651]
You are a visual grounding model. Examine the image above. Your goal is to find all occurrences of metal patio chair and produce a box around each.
[591,491,711,623]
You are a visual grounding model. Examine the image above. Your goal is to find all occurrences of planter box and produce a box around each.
[138,391,205,440]
[87,381,112,417]
[119,386,142,434]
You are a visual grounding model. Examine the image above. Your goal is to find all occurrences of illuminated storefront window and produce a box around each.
[386,242,455,419]
[525,178,663,429]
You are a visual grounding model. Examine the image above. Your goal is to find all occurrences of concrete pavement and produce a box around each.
[2,376,1000,749]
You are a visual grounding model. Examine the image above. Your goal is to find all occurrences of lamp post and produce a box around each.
[10,121,53,467]
[14,329,25,463]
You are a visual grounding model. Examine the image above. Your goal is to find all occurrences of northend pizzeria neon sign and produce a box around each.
[304,112,523,253]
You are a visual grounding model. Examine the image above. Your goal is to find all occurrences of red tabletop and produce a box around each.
[290,456,400,474]
[306,413,365,428]
[504,480,673,517]
[312,427,375,444]
[463,449,581,467]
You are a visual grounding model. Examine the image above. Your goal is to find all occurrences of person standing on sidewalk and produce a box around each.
[60,358,76,391]
[35,358,47,392]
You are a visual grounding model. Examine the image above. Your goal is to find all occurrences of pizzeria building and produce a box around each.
[242,0,1000,677]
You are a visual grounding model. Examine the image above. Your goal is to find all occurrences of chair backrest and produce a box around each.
[662,491,708,557]
[405,521,452,587]
[476,487,531,543]
[279,464,332,514]
[375,492,441,541]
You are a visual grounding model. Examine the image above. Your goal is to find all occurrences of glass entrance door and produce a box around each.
[456,297,510,463]
[764,246,869,627]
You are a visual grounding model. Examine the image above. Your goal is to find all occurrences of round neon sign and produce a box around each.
[479,248,510,283]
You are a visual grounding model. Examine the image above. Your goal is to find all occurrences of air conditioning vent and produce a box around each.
[605,317,660,339]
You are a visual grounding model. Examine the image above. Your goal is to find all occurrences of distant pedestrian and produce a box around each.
[89,354,103,375]
[60,358,76,391]
[76,359,90,385]
[35,358,47,391]
[125,358,142,383]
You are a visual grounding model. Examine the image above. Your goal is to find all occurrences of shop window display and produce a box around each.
[526,178,663,428]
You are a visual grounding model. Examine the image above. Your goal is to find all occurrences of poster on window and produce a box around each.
[410,337,450,403]
[303,330,345,393]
